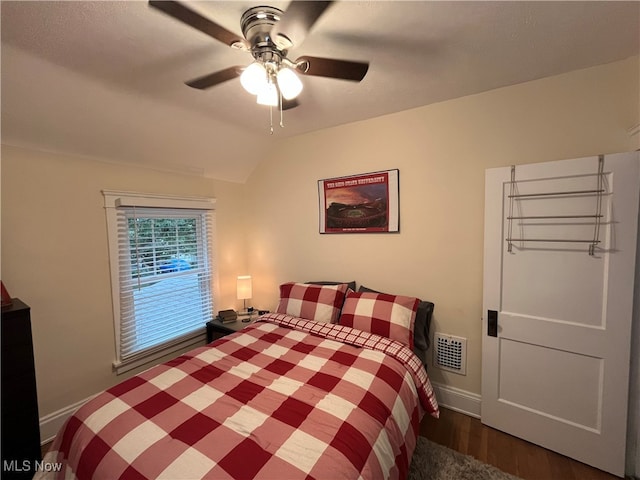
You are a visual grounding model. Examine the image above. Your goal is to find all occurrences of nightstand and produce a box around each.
[206,312,259,343]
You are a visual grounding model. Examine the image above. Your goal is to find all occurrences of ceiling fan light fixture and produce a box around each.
[240,62,268,95]
[276,67,303,100]
[150,0,371,131]
[256,81,278,107]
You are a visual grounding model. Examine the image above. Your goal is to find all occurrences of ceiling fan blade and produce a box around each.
[149,1,248,49]
[282,98,300,111]
[185,66,242,90]
[295,56,369,82]
[271,1,334,50]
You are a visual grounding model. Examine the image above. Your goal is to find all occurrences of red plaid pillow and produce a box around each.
[338,291,419,347]
[276,282,349,323]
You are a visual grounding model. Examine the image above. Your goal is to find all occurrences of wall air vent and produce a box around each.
[434,333,467,375]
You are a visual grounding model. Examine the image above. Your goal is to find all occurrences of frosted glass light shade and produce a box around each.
[237,276,252,300]
[277,67,303,100]
[240,62,267,95]
[256,81,278,106]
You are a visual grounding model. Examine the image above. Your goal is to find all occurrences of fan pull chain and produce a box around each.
[269,105,274,135]
[266,92,286,134]
[279,90,284,128]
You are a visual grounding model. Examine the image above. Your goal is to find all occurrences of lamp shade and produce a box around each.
[256,81,278,106]
[240,62,267,95]
[277,67,303,100]
[237,275,252,300]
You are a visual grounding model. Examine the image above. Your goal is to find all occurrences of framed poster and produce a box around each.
[318,169,399,233]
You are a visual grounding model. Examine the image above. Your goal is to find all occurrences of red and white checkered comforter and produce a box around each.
[38,313,439,480]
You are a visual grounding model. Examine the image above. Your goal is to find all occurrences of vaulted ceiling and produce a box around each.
[2,1,638,182]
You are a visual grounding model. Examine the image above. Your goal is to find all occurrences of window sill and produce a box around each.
[112,331,207,375]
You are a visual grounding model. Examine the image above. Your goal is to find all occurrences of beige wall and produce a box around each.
[245,56,639,394]
[0,146,247,416]
[1,55,637,421]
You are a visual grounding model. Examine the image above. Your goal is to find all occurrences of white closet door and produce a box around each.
[482,152,639,477]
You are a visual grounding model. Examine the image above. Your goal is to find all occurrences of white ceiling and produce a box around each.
[2,1,638,182]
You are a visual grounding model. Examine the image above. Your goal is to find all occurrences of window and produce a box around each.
[103,191,216,374]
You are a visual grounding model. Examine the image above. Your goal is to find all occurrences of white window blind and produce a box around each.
[103,191,216,373]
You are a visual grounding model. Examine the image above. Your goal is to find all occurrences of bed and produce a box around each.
[37,283,439,480]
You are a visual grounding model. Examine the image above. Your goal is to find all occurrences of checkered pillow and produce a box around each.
[276,282,349,323]
[338,291,419,347]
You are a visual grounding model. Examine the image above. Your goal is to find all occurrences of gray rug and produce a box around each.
[408,437,521,480]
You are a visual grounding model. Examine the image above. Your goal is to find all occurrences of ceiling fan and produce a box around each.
[149,1,370,116]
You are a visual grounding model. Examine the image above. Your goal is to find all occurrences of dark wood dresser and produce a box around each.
[1,298,41,479]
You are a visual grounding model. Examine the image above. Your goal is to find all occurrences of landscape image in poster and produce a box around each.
[324,172,389,232]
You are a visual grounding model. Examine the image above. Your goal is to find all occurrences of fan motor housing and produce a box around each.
[241,6,283,49]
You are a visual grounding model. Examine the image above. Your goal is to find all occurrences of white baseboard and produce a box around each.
[431,381,482,418]
[39,394,96,445]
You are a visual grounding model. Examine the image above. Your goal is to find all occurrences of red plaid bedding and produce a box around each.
[37,313,439,480]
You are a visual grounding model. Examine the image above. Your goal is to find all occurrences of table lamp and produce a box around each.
[237,275,252,314]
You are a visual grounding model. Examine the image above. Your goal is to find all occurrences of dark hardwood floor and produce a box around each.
[41,406,625,479]
[420,407,624,480]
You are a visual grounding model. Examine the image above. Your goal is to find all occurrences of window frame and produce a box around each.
[103,190,217,374]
